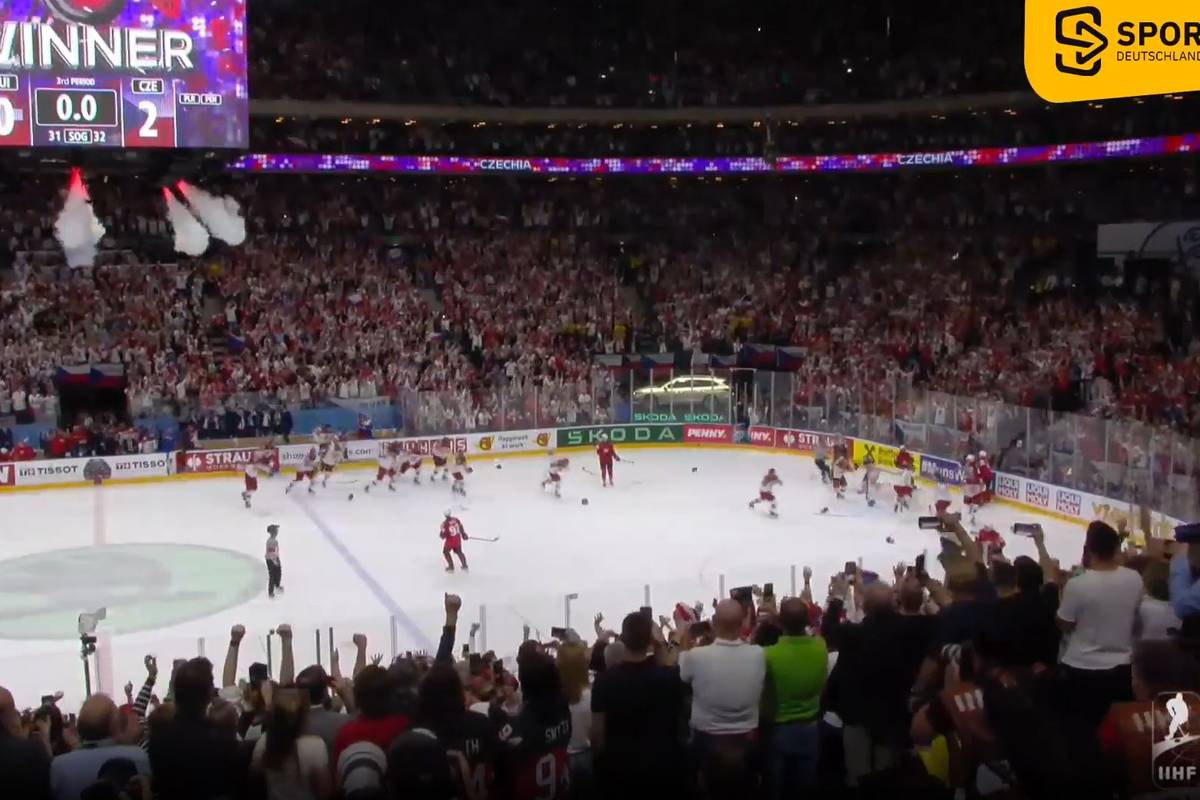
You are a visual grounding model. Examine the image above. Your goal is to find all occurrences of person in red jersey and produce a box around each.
[975,524,1006,559]
[975,450,995,507]
[440,509,469,572]
[894,444,914,473]
[241,454,273,509]
[596,432,621,487]
[748,467,783,517]
[962,454,986,521]
[451,452,472,497]
[285,447,319,495]
[542,455,570,498]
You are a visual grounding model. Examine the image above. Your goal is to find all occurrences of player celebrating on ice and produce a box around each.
[895,444,914,473]
[285,447,319,495]
[829,453,852,502]
[861,452,884,506]
[962,454,986,521]
[542,454,570,497]
[748,467,783,517]
[894,466,916,513]
[242,454,274,508]
[451,452,472,496]
[932,480,952,517]
[975,450,995,508]
[975,524,1006,560]
[431,437,453,482]
[319,437,344,488]
[399,450,423,484]
[365,442,402,494]
[440,509,469,572]
[596,432,621,487]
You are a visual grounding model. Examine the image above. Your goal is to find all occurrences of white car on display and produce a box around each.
[632,375,731,404]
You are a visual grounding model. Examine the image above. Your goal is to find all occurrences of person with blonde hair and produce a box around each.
[557,641,595,798]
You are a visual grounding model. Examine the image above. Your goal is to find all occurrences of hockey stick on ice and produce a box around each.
[469,536,501,543]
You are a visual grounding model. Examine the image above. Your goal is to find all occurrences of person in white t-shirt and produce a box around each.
[1057,521,1143,732]
[679,599,765,793]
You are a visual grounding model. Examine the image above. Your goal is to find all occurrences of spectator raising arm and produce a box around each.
[277,624,295,685]
[352,633,368,678]
[436,593,461,664]
[223,625,245,689]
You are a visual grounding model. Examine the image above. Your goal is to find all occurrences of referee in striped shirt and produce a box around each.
[266,524,283,598]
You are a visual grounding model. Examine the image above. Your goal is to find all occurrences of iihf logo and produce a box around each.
[1153,692,1200,789]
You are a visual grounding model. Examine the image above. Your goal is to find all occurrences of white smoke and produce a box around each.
[163,188,210,256]
[54,170,106,268]
[177,181,246,246]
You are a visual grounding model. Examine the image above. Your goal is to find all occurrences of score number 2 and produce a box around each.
[137,101,158,139]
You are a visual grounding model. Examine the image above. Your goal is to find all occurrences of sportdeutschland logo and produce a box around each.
[1055,6,1109,75]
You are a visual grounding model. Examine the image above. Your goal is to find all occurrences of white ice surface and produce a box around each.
[0,449,1087,709]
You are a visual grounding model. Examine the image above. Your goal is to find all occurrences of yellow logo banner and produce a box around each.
[1026,0,1200,101]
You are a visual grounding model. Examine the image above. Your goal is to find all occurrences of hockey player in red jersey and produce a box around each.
[962,454,986,521]
[440,510,469,572]
[748,468,783,517]
[975,524,1006,560]
[596,432,620,486]
[892,444,916,512]
[451,453,473,496]
[542,455,569,497]
[431,437,452,481]
[242,454,273,508]
[975,450,995,507]
[285,448,319,495]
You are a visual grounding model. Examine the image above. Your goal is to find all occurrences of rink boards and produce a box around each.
[0,423,1180,540]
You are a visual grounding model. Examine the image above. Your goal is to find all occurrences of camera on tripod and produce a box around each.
[77,608,106,693]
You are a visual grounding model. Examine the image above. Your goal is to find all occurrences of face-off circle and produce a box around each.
[43,0,128,26]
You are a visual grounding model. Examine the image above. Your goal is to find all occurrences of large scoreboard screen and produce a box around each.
[0,0,248,149]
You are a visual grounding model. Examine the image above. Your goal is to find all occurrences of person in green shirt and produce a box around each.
[763,595,828,797]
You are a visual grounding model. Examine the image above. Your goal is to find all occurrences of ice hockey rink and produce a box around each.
[0,448,1088,708]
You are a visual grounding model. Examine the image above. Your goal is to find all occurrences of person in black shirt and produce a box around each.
[0,686,50,800]
[417,664,499,798]
[489,649,572,800]
[148,658,242,800]
[591,612,686,798]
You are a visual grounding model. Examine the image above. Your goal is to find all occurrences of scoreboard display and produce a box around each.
[0,0,248,149]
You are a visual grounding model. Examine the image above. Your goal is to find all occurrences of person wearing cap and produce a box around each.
[265,525,283,598]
